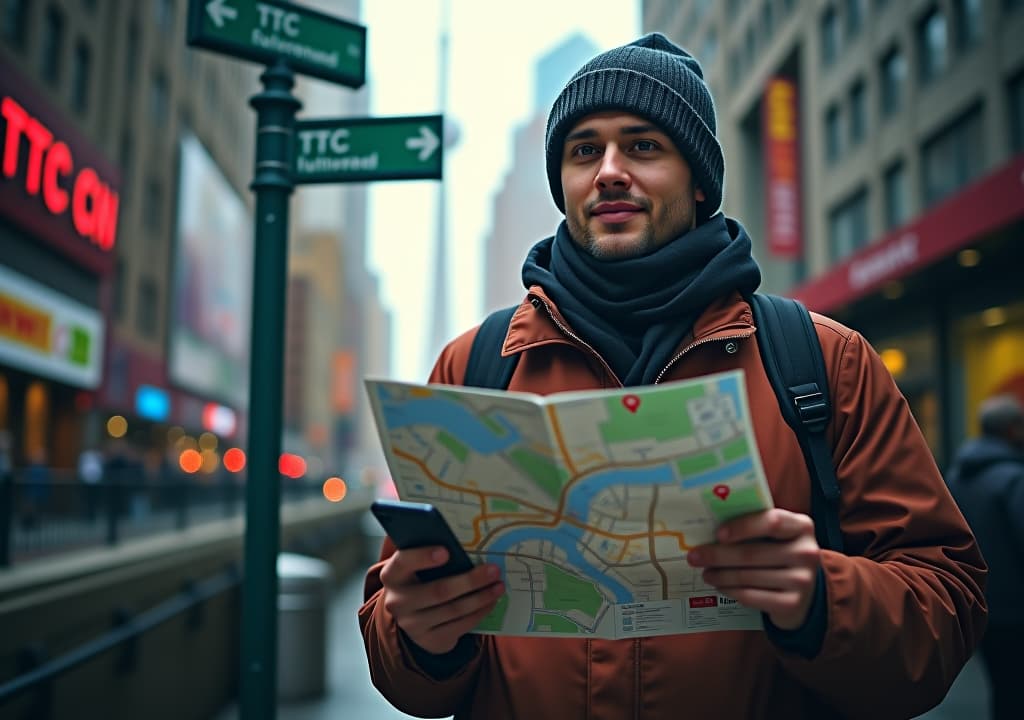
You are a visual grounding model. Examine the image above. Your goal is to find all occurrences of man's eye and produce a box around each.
[634,140,658,151]
[573,145,598,157]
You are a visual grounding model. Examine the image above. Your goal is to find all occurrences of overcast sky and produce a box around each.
[361,0,639,381]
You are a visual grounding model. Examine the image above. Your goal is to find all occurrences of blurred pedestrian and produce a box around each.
[78,447,104,521]
[359,33,986,720]
[947,394,1024,720]
[22,447,50,530]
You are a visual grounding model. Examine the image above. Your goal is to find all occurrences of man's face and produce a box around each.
[560,111,705,261]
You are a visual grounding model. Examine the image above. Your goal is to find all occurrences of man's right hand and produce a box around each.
[379,546,505,655]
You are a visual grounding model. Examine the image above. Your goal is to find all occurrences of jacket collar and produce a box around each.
[502,286,755,358]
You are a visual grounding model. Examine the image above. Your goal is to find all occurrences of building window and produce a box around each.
[953,0,983,51]
[879,46,906,118]
[1009,72,1024,153]
[845,0,865,39]
[921,105,985,208]
[825,104,842,164]
[701,29,719,68]
[155,0,175,33]
[41,6,65,85]
[119,132,134,203]
[917,7,948,85]
[124,19,138,87]
[828,188,870,262]
[144,179,162,234]
[821,6,840,66]
[2,0,29,49]
[849,80,867,146]
[135,278,159,339]
[884,161,909,229]
[762,1,774,39]
[745,24,757,69]
[114,258,126,322]
[1007,0,1023,11]
[149,72,169,126]
[71,41,91,113]
[729,46,743,88]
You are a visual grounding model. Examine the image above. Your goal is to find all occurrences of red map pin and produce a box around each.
[713,485,730,501]
[622,395,641,414]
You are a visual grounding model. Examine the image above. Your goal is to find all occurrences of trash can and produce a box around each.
[277,552,334,701]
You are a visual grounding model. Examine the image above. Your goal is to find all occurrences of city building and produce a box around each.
[482,33,598,313]
[0,0,389,483]
[643,0,1024,465]
[0,0,260,468]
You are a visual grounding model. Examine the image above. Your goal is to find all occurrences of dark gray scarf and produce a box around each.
[521,213,761,386]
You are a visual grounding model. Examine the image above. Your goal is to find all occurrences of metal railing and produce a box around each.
[0,565,241,716]
[0,466,324,567]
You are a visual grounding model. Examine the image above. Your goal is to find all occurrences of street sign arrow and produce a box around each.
[186,0,366,88]
[205,0,238,28]
[405,125,440,162]
[293,115,444,184]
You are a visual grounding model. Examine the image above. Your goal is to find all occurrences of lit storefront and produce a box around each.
[791,154,1024,466]
[0,62,117,468]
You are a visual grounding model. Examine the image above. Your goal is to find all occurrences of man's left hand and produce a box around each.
[686,508,821,630]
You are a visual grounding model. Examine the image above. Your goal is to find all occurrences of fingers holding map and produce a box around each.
[364,370,773,638]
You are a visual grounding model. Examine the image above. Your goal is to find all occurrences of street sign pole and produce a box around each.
[240,59,300,720]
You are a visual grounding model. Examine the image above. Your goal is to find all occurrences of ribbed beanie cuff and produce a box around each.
[545,33,724,224]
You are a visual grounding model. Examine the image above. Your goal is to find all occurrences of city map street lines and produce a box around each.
[366,370,773,637]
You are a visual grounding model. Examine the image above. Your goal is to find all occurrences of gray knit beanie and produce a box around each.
[545,32,723,224]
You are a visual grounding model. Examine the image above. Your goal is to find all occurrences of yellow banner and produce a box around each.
[0,291,51,352]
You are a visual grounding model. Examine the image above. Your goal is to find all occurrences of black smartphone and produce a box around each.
[370,499,476,582]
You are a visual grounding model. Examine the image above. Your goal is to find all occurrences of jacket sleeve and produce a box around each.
[775,323,988,719]
[357,330,489,717]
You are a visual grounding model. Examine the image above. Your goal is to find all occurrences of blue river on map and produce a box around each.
[380,380,751,604]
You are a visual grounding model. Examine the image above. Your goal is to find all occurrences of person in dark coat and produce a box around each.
[947,394,1024,720]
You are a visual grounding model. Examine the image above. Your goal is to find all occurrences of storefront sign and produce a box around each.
[791,155,1024,312]
[762,78,803,259]
[0,264,104,388]
[0,60,119,274]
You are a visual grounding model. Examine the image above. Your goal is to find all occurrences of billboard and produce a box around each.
[762,77,803,259]
[169,131,253,409]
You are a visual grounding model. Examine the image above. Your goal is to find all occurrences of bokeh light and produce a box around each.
[167,426,185,444]
[223,448,246,473]
[179,449,202,474]
[279,453,307,479]
[199,432,218,451]
[200,449,220,474]
[106,415,128,438]
[322,477,347,503]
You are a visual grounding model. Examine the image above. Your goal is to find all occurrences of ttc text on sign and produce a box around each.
[186,0,366,88]
[293,115,444,184]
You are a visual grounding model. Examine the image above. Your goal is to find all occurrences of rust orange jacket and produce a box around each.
[359,289,987,720]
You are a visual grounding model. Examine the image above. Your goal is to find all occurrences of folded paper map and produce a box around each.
[365,369,773,638]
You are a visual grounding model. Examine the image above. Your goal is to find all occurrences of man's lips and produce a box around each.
[591,202,643,225]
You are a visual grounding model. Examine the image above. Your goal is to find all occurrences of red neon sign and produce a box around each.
[1,96,119,251]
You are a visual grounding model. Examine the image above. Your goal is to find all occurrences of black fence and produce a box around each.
[0,467,324,567]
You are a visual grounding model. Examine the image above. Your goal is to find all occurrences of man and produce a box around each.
[359,34,987,719]
[947,394,1024,720]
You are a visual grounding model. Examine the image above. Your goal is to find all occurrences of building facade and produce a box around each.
[643,0,1024,465]
[0,0,387,485]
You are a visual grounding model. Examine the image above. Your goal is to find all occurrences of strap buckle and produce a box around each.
[793,389,829,432]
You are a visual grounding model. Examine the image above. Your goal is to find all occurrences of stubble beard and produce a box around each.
[568,194,694,262]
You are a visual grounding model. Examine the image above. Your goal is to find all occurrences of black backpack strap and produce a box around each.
[463,306,520,390]
[749,293,844,553]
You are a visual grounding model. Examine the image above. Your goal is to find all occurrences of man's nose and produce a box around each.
[595,145,630,190]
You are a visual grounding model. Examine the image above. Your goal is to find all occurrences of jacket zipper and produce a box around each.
[534,295,754,386]
[653,330,754,384]
[533,296,621,384]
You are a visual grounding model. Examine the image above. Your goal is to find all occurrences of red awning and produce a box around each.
[790,154,1024,313]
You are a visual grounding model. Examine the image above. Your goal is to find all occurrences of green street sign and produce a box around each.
[186,0,366,88]
[293,115,444,184]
